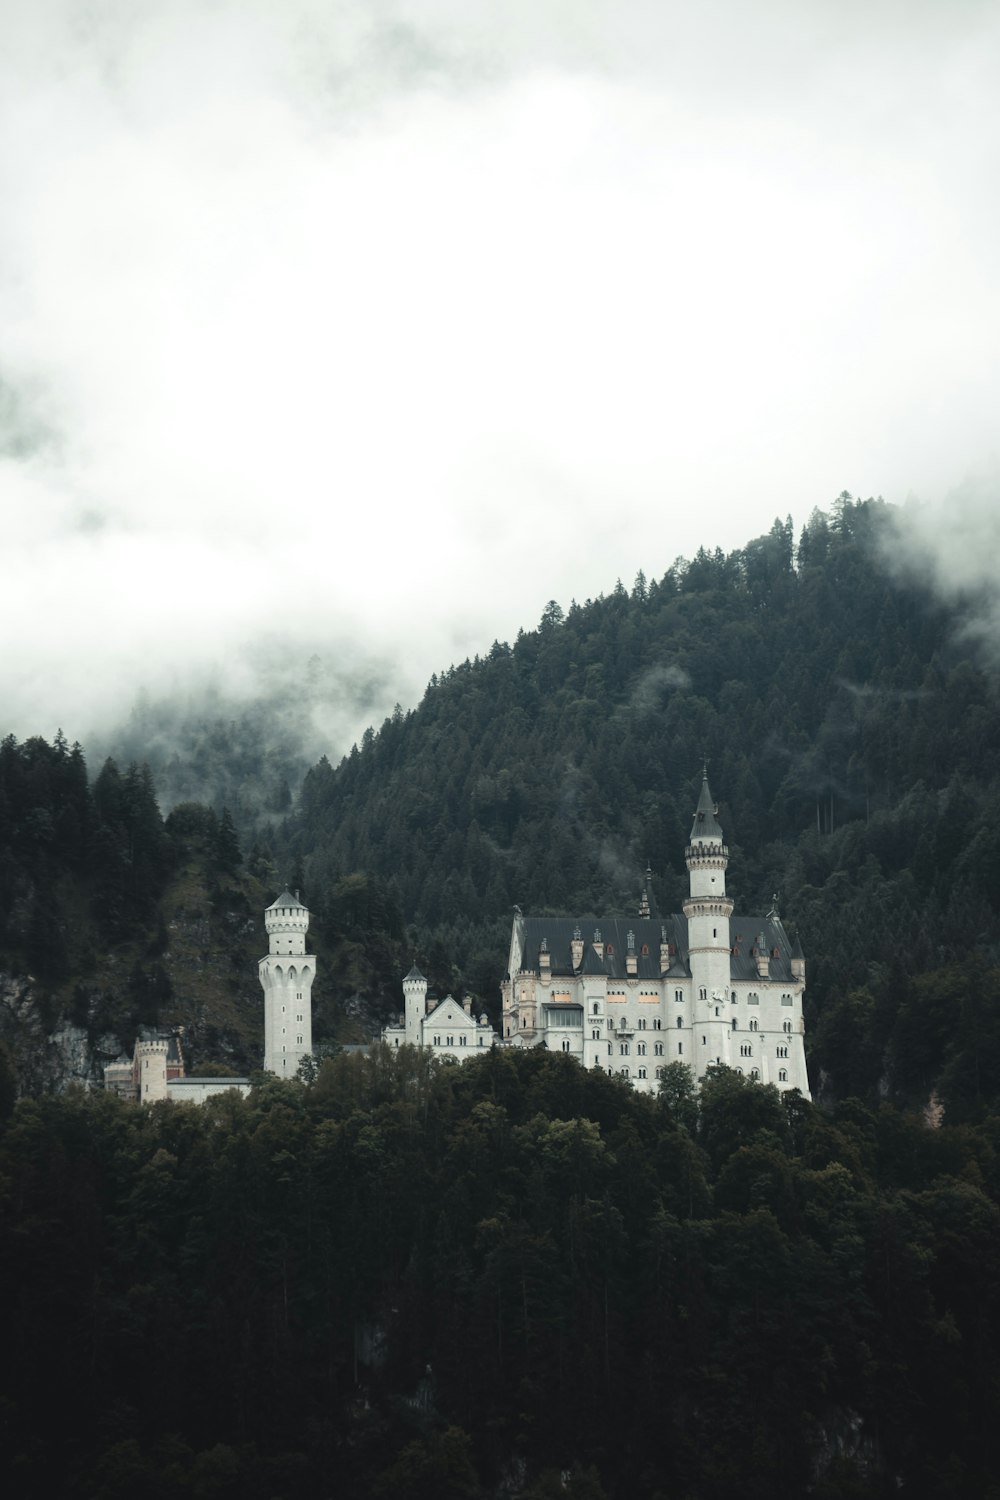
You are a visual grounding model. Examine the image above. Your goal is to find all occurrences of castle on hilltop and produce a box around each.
[105,888,317,1101]
[501,773,810,1097]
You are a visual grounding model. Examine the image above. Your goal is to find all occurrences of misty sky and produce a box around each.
[3,0,999,751]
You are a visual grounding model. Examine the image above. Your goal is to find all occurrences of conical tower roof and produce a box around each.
[689,771,724,842]
[267,888,307,911]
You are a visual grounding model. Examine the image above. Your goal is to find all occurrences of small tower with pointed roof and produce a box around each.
[403,963,429,1045]
[259,889,315,1076]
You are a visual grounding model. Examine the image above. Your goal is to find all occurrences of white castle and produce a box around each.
[501,773,810,1097]
[105,887,317,1101]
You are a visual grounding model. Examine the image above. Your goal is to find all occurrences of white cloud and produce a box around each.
[2,0,1000,747]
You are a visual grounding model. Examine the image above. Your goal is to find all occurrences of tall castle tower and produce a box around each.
[403,964,429,1044]
[259,890,315,1076]
[683,771,735,1076]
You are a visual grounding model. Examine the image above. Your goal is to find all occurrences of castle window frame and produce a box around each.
[677,1042,683,1054]
[654,1042,664,1056]
[620,1043,629,1056]
[749,1017,759,1032]
[781,993,793,1006]
[779,1067,788,1082]
[637,1041,646,1056]
[676,1016,683,1029]
[638,1067,647,1079]
[748,992,759,1005]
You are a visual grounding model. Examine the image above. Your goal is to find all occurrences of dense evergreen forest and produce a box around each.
[3,1049,1000,1498]
[4,494,1000,1495]
[288,497,1000,1114]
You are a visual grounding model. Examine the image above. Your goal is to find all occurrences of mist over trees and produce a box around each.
[4,496,1000,1494]
[281,498,1000,1112]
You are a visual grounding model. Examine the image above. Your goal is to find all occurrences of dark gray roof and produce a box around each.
[514,914,800,984]
[404,963,427,982]
[268,889,306,911]
[689,774,724,842]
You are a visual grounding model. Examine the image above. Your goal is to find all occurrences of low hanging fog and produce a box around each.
[2,0,999,756]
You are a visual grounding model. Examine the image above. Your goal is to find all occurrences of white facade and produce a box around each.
[501,774,810,1099]
[382,965,498,1059]
[259,889,315,1078]
[104,1029,249,1103]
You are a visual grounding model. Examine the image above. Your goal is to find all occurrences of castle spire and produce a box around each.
[690,769,723,843]
[638,862,657,919]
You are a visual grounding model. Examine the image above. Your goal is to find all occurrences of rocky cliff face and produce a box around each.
[0,973,126,1095]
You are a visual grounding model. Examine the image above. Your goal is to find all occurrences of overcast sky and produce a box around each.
[3,0,999,750]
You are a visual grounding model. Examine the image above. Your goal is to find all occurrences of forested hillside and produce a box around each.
[4,496,1000,1114]
[4,496,1000,1497]
[3,1049,1000,1499]
[288,497,1000,1112]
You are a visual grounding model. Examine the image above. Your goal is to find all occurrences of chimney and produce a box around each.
[626,929,638,976]
[755,933,770,979]
[659,924,670,975]
[571,925,584,970]
[539,937,551,975]
[463,996,472,1015]
[592,927,604,961]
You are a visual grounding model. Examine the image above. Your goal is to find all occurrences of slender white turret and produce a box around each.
[259,890,315,1076]
[403,964,429,1044]
[683,772,735,1076]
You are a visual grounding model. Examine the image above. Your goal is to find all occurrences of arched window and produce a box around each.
[637,1041,646,1055]
[676,1015,683,1029]
[749,1017,759,1032]
[731,1018,737,1031]
[779,1068,788,1082]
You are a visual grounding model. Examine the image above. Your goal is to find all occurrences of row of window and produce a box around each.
[590,1062,792,1084]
